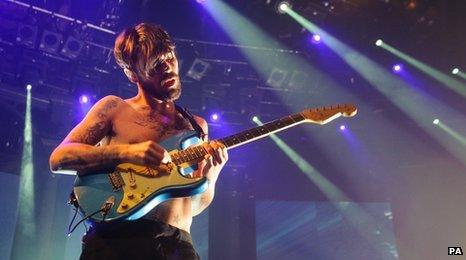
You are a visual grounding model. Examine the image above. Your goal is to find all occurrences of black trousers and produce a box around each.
[80,219,200,260]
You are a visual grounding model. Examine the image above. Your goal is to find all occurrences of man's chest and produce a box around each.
[112,108,193,144]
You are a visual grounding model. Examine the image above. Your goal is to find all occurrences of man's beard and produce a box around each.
[158,85,181,102]
[142,80,181,102]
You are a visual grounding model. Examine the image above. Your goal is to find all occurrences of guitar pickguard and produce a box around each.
[115,163,177,213]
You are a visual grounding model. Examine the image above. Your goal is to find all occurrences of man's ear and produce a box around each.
[123,68,138,83]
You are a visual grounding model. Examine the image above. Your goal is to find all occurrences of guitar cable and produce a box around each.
[67,208,104,236]
[67,206,79,235]
[67,192,114,236]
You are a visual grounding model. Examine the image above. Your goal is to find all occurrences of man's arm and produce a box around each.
[49,95,124,175]
[191,117,228,216]
[49,95,171,176]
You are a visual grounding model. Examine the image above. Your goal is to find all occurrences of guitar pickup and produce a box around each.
[108,170,124,191]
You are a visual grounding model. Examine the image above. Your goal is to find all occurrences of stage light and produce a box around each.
[434,120,466,146]
[252,115,259,122]
[392,64,402,73]
[377,41,466,98]
[16,24,38,48]
[210,113,219,121]
[278,1,291,13]
[79,95,89,104]
[311,34,321,44]
[433,119,440,125]
[288,70,308,89]
[26,84,32,90]
[187,58,210,81]
[17,79,36,241]
[39,30,62,53]
[375,39,383,46]
[451,68,459,75]
[283,6,466,165]
[267,67,289,88]
[339,125,346,131]
[61,36,83,59]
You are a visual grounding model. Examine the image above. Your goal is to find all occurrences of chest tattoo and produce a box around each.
[132,111,192,140]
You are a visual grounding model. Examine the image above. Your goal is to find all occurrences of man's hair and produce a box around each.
[114,23,175,80]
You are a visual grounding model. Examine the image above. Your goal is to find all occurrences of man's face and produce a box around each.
[140,50,181,102]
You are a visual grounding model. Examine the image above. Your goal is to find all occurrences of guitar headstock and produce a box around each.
[301,104,357,125]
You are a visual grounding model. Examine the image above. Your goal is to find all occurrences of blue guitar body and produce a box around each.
[73,130,208,223]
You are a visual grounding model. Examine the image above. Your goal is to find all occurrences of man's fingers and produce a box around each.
[221,146,228,162]
[205,154,214,168]
[208,141,227,165]
[161,150,171,164]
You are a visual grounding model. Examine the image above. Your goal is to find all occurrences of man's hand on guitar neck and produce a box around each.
[194,141,228,184]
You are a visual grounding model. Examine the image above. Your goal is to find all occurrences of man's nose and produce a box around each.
[160,61,171,73]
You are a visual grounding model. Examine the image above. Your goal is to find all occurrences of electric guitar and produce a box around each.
[72,104,357,222]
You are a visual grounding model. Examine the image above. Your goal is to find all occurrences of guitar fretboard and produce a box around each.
[218,113,305,149]
[171,112,306,165]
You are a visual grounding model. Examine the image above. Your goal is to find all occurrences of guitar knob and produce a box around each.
[127,193,134,199]
[130,182,137,188]
[121,203,128,209]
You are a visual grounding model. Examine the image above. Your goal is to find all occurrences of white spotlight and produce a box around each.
[26,84,32,90]
[278,1,291,13]
[375,39,383,46]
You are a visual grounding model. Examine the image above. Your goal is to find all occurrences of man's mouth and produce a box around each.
[162,78,176,87]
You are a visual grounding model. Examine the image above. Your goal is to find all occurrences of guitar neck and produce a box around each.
[217,112,306,150]
[170,113,306,166]
[170,104,357,165]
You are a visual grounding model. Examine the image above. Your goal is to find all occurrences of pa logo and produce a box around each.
[448,247,463,255]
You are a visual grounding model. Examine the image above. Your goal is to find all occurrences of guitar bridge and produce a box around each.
[108,170,124,191]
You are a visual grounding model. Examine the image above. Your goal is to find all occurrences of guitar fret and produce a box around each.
[186,149,194,159]
[264,123,277,132]
[259,126,268,134]
[281,116,294,125]
[231,136,240,144]
[250,128,262,137]
[187,150,194,160]
[181,151,189,161]
[238,133,248,142]
[193,147,202,157]
[218,138,230,147]
[200,146,207,156]
[200,145,209,156]
[291,113,304,122]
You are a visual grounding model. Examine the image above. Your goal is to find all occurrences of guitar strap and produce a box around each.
[175,105,207,140]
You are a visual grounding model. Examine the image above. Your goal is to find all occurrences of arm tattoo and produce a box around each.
[80,121,107,144]
[97,99,118,119]
[71,98,119,145]
[57,155,87,169]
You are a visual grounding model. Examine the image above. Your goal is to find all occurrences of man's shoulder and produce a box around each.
[86,95,127,120]
[93,95,126,111]
[191,114,208,136]
[98,95,125,105]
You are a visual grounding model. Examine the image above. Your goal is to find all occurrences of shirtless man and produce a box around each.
[49,23,228,260]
